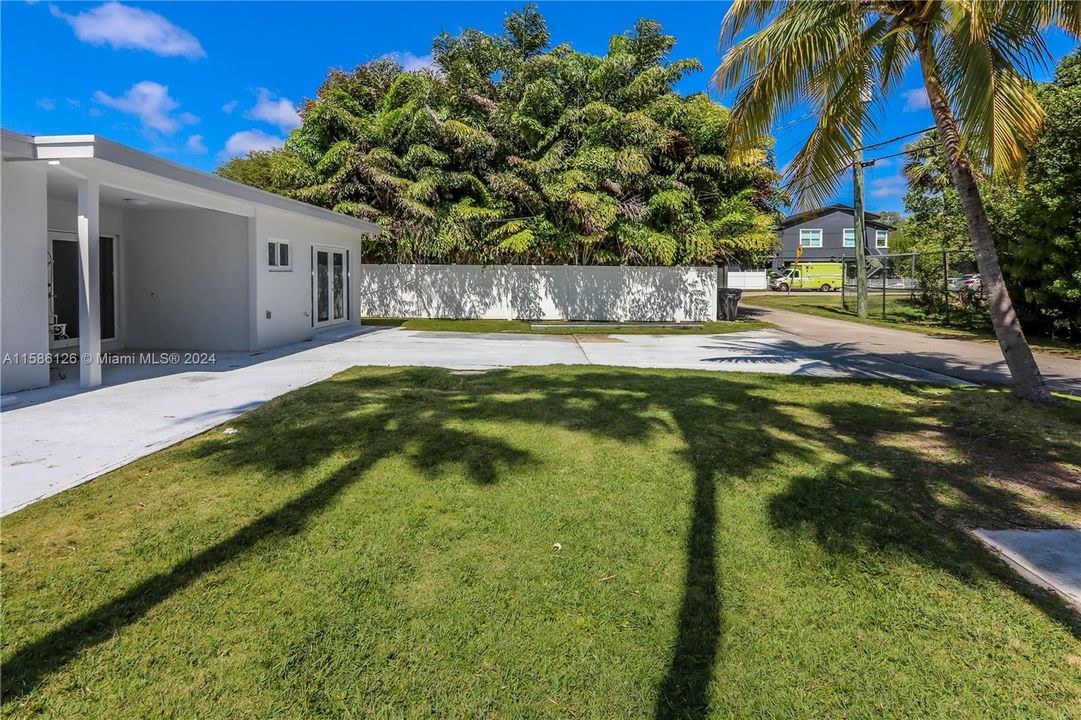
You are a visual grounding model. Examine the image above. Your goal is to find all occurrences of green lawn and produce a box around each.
[742,292,1081,358]
[3,367,1080,718]
[363,317,774,334]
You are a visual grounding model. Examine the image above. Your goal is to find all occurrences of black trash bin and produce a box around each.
[717,288,742,321]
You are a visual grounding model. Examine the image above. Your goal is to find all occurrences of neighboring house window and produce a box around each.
[876,230,889,248]
[799,229,823,248]
[843,228,856,247]
[268,240,291,271]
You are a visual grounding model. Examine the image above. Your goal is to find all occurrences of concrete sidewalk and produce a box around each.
[2,325,963,516]
[743,304,1081,396]
[974,529,1081,611]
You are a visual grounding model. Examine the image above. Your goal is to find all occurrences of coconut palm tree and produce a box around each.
[715,0,1080,402]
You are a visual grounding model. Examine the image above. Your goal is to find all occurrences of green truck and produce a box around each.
[769,262,845,292]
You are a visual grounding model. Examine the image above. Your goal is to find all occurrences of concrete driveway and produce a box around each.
[744,304,1081,396]
[0,323,998,516]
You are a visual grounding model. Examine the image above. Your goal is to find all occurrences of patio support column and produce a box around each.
[77,177,102,388]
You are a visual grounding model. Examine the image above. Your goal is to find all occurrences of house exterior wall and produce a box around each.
[777,209,890,268]
[250,206,365,350]
[359,265,718,322]
[123,208,251,351]
[1,164,49,393]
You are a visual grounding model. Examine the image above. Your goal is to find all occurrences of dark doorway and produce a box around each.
[49,236,117,345]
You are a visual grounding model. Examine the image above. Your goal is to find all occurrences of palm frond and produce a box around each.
[936,0,1049,178]
[714,1,854,163]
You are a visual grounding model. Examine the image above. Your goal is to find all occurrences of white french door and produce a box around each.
[312,245,349,327]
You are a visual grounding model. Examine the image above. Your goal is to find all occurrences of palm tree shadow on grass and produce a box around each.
[0,369,537,703]
[767,395,1081,642]
[2,367,798,710]
[651,441,721,719]
[3,367,1079,713]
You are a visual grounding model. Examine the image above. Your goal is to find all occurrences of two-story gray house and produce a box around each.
[775,204,895,269]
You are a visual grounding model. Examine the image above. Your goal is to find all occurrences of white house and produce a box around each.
[1,129,379,394]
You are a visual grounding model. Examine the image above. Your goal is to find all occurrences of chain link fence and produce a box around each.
[840,249,992,329]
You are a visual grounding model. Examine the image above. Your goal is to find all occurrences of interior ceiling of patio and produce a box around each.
[46,169,195,211]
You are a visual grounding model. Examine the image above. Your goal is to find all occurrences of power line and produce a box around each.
[862,150,910,165]
[862,144,931,166]
[776,108,819,132]
[779,125,936,173]
[852,126,935,154]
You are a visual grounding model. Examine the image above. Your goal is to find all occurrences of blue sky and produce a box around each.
[3,1,1077,212]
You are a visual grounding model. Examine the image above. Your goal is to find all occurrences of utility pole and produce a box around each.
[853,86,872,318]
[853,154,869,318]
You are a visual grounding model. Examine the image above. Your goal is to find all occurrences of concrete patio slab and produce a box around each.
[973,528,1081,610]
[2,326,966,516]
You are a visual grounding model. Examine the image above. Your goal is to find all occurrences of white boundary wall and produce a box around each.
[725,270,769,290]
[360,265,717,322]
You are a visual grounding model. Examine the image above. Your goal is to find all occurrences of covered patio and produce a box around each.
[1,130,375,394]
[43,166,253,390]
[4,133,258,391]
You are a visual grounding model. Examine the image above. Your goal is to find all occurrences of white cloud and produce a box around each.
[222,99,238,114]
[50,2,205,59]
[66,97,82,108]
[244,88,301,132]
[36,98,56,111]
[869,174,907,200]
[220,129,284,159]
[93,81,198,135]
[378,51,436,72]
[88,107,103,117]
[902,87,929,112]
[186,134,207,154]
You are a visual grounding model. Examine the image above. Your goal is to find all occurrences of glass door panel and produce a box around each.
[332,252,345,321]
[313,246,348,327]
[100,237,116,340]
[316,250,330,323]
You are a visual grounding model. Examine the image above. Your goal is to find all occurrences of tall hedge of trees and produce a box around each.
[217,6,783,266]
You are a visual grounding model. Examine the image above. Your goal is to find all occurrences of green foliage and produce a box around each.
[894,133,971,255]
[899,51,1081,339]
[216,150,290,194]
[890,132,975,308]
[214,5,781,266]
[996,50,1081,339]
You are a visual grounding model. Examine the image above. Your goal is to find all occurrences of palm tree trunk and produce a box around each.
[914,27,1052,402]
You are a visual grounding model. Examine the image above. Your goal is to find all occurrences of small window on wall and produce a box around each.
[876,230,889,248]
[799,228,823,248]
[268,240,291,271]
[843,228,856,247]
